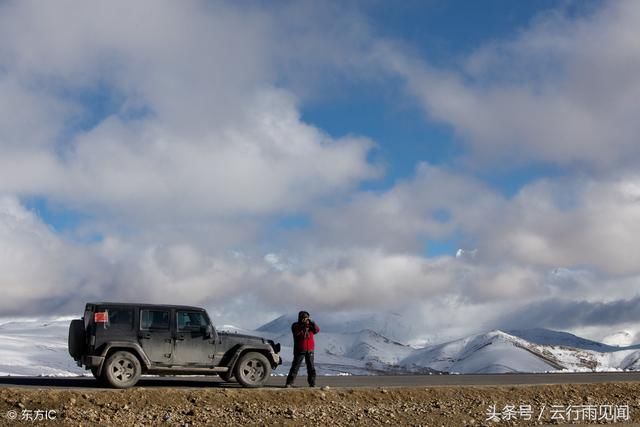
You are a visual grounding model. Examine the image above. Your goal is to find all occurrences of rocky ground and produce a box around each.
[1,382,639,426]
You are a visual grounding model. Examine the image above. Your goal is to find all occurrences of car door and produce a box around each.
[138,308,173,365]
[173,310,216,366]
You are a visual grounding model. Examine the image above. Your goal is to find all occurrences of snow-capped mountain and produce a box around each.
[402,330,557,374]
[255,317,640,375]
[401,330,640,374]
[506,328,613,351]
[225,322,420,375]
[1,317,640,377]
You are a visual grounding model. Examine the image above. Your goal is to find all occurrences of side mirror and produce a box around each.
[203,324,214,339]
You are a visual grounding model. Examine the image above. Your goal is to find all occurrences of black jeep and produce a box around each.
[68,302,281,389]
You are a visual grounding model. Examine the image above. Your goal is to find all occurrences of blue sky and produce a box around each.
[303,0,600,190]
[298,0,597,257]
[364,0,581,62]
[0,0,639,342]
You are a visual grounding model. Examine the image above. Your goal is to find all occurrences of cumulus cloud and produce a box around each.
[1,0,639,343]
[0,197,274,318]
[280,164,640,333]
[306,163,504,252]
[0,192,542,331]
[0,196,106,315]
[0,0,381,320]
[58,89,376,219]
[304,163,640,279]
[0,1,378,226]
[378,1,640,171]
[481,175,640,277]
[3,180,638,341]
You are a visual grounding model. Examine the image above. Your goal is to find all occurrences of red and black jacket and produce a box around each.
[292,321,320,353]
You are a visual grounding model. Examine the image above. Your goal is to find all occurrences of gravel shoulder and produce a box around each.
[1,382,639,425]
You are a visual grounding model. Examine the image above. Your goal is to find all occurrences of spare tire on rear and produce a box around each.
[68,319,86,359]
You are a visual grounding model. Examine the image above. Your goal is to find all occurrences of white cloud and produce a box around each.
[53,88,377,219]
[378,1,640,171]
[483,175,640,276]
[310,161,640,278]
[0,1,379,226]
[288,164,640,312]
[307,163,504,252]
[0,196,106,315]
[0,1,383,321]
[1,1,639,342]
[3,187,639,340]
[0,193,539,327]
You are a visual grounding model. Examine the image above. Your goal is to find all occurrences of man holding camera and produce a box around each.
[285,310,319,388]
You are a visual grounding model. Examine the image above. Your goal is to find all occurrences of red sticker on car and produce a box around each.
[94,312,108,323]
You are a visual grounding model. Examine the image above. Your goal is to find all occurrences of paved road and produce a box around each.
[1,372,640,390]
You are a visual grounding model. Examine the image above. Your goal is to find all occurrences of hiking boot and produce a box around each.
[285,383,294,388]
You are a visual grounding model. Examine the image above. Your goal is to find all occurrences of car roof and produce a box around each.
[88,302,206,311]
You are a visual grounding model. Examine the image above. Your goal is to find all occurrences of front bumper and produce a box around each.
[271,352,282,367]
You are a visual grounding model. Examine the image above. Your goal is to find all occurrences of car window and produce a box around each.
[177,311,207,331]
[104,308,133,329]
[140,309,170,330]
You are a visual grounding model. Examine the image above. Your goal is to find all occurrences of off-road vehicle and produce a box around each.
[68,302,281,389]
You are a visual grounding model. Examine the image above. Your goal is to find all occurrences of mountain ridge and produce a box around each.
[1,317,640,376]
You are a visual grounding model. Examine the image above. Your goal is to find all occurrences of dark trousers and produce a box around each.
[286,351,316,386]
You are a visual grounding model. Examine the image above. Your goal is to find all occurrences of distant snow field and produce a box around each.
[1,317,639,377]
[0,318,87,377]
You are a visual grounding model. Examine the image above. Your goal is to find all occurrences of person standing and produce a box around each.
[285,310,319,388]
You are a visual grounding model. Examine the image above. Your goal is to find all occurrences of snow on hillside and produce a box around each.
[224,323,418,375]
[221,319,640,375]
[401,329,640,374]
[402,331,556,373]
[0,318,85,376]
[0,317,639,377]
[507,328,615,351]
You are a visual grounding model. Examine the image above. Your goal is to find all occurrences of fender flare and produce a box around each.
[227,344,279,371]
[97,342,152,375]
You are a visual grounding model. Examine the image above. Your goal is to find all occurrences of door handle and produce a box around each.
[139,333,151,339]
[175,335,185,341]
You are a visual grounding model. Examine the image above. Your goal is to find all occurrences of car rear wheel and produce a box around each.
[103,351,142,389]
[234,352,271,388]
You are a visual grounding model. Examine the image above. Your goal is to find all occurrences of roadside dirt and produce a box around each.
[1,382,639,426]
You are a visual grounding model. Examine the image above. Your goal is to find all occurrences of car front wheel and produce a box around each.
[103,351,142,389]
[234,352,271,388]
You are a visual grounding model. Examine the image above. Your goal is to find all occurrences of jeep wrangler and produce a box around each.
[68,302,281,389]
